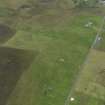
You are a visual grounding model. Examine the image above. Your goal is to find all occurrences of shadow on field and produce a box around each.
[0,47,35,105]
[0,24,16,44]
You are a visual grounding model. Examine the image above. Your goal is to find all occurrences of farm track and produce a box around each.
[64,16,105,105]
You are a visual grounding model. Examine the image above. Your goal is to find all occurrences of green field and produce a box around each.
[67,14,105,105]
[5,13,102,105]
[70,49,105,104]
[0,0,104,105]
[69,91,105,105]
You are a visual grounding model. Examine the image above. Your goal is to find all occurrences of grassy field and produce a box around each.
[69,41,105,105]
[73,49,105,100]
[5,13,102,105]
[67,16,105,105]
[69,91,105,105]
[0,0,104,105]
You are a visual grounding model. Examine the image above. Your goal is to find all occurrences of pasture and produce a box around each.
[0,0,104,105]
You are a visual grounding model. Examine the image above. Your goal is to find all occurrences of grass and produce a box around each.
[94,31,105,51]
[3,11,102,105]
[74,49,105,100]
[69,91,105,105]
[65,15,105,105]
[0,0,30,9]
[0,1,104,105]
